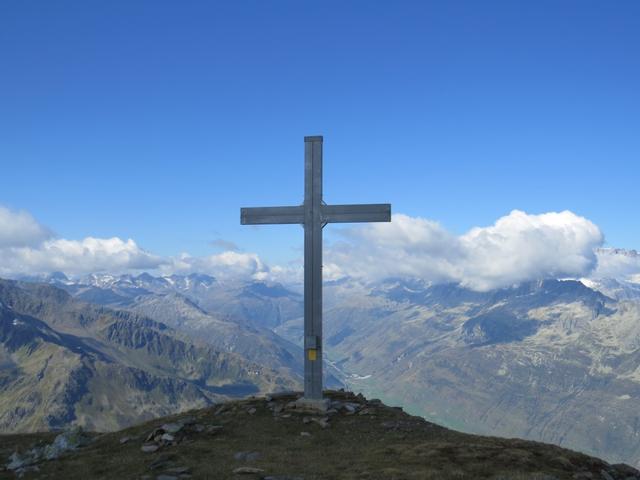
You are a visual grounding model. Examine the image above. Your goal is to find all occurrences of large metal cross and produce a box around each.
[241,136,391,400]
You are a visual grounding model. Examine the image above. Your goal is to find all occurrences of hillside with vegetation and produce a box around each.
[2,391,638,480]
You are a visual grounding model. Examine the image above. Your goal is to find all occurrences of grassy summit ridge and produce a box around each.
[1,390,638,480]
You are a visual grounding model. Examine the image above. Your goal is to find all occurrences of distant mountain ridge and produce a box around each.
[30,272,318,385]
[0,279,298,433]
[37,272,304,330]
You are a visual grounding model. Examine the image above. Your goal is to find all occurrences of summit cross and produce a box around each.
[241,136,391,401]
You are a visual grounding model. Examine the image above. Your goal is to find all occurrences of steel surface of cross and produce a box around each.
[240,136,391,400]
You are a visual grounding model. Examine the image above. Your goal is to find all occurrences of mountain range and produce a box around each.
[5,266,640,468]
[0,278,299,433]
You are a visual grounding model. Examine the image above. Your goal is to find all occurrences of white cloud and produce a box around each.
[0,205,166,277]
[0,237,166,276]
[0,205,619,291]
[0,206,53,248]
[592,248,640,283]
[0,205,280,280]
[327,215,463,285]
[326,210,604,291]
[459,210,603,290]
[165,251,269,281]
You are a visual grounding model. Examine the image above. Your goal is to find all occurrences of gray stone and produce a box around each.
[234,451,261,462]
[300,431,311,437]
[293,397,330,413]
[142,444,160,453]
[165,467,190,474]
[7,426,91,470]
[312,416,330,428]
[600,471,615,480]
[156,476,178,480]
[233,467,264,474]
[44,426,91,460]
[262,477,304,480]
[146,428,165,442]
[161,423,183,434]
[120,436,131,444]
[265,391,301,401]
[7,451,37,471]
[343,403,358,414]
[161,433,175,443]
[247,407,257,415]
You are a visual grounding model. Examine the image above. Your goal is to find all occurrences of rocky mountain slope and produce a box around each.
[57,272,303,330]
[276,278,640,468]
[2,390,639,480]
[0,279,298,433]
[38,272,341,387]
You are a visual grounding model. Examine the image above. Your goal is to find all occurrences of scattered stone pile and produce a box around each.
[138,415,223,456]
[136,415,225,479]
[262,389,380,427]
[6,426,92,477]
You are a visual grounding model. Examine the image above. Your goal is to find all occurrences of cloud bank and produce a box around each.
[166,251,270,281]
[1,204,636,290]
[592,248,640,284]
[326,210,604,291]
[0,206,165,277]
[0,236,166,277]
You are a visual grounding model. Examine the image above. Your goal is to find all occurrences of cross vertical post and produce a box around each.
[240,135,391,403]
[304,136,323,399]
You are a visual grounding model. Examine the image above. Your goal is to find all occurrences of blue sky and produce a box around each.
[1,1,639,269]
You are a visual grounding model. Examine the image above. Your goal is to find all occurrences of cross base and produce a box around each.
[293,397,330,413]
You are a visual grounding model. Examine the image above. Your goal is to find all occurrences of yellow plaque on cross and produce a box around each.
[307,349,317,361]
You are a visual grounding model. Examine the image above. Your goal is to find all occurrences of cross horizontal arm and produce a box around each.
[322,203,391,224]
[241,206,305,225]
